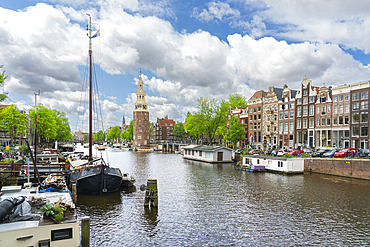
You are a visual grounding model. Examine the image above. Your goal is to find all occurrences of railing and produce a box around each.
[0,162,68,177]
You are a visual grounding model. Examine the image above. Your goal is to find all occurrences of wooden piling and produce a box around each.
[72,183,77,204]
[81,216,90,247]
[144,178,158,207]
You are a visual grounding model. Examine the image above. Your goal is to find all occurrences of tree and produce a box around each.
[83,133,88,141]
[225,116,245,148]
[164,115,168,119]
[0,105,28,146]
[173,122,186,140]
[223,93,248,109]
[29,105,57,143]
[51,109,73,141]
[107,126,121,141]
[0,65,8,102]
[126,120,133,141]
[93,130,105,141]
[196,97,228,144]
[185,112,203,144]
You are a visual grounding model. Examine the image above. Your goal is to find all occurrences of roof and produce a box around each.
[249,90,266,100]
[244,155,299,161]
[183,145,233,152]
[273,87,284,101]
[157,118,176,126]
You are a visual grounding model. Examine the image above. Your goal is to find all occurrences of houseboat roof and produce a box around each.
[244,155,301,161]
[182,145,232,152]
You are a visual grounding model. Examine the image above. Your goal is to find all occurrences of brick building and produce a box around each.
[133,74,150,146]
[247,90,266,150]
[152,118,176,143]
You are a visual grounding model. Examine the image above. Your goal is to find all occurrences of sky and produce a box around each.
[1,0,370,133]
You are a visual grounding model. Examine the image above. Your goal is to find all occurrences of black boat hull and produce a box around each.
[70,165,122,194]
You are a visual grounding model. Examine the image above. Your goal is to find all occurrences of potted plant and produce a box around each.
[38,202,66,223]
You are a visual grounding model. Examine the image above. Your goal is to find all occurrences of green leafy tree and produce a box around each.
[225,116,245,147]
[223,93,248,109]
[29,105,57,143]
[0,65,8,102]
[107,126,121,141]
[164,115,168,119]
[127,120,133,141]
[83,133,88,141]
[196,97,228,144]
[0,105,28,146]
[173,122,186,140]
[52,109,72,141]
[185,112,203,144]
[94,130,105,141]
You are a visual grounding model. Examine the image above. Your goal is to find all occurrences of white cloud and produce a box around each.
[192,1,240,22]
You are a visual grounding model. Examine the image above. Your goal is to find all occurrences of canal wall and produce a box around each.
[304,158,370,180]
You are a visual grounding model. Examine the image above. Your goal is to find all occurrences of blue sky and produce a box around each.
[1,0,370,132]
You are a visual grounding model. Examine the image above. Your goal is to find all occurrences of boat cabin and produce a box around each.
[182,145,233,163]
[242,155,304,174]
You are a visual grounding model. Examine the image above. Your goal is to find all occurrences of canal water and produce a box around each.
[76,148,370,246]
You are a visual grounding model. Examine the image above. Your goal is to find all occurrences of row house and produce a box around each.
[277,85,298,149]
[227,107,248,147]
[264,86,283,149]
[151,118,176,143]
[247,90,266,150]
[295,76,320,148]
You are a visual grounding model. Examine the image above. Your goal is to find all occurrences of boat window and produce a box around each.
[51,228,73,241]
[257,159,260,164]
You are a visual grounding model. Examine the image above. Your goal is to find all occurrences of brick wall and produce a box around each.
[304,158,370,180]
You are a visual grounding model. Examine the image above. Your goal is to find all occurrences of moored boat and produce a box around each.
[121,173,135,188]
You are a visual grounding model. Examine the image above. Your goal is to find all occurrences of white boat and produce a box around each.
[133,147,154,152]
[174,150,181,154]
[0,184,80,246]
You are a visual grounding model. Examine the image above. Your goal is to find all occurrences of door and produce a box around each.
[217,152,223,161]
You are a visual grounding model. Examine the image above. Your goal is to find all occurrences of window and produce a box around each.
[297,119,301,129]
[328,105,331,113]
[297,131,301,142]
[258,123,261,129]
[361,101,368,110]
[303,97,308,104]
[327,117,331,125]
[309,105,314,116]
[258,106,261,111]
[339,104,343,114]
[279,112,283,120]
[285,104,289,110]
[285,97,289,102]
[362,91,368,100]
[333,105,338,114]
[321,97,326,103]
[322,117,326,126]
[353,102,360,110]
[333,96,338,102]
[290,103,294,109]
[303,89,308,96]
[361,112,368,123]
[310,96,316,103]
[289,121,294,131]
[344,104,349,113]
[353,92,360,101]
[303,106,308,116]
[284,122,288,132]
[290,111,294,118]
[284,111,289,119]
[353,112,360,123]
[345,94,349,101]
[303,118,307,128]
[317,118,320,126]
[345,116,349,124]
[297,98,302,105]
[339,116,343,125]
[258,114,261,120]
[361,126,368,136]
[339,95,343,101]
[333,117,337,125]
[321,106,326,115]
[309,117,314,128]
[254,107,256,112]
[297,107,302,117]
[279,122,283,132]
[352,126,359,137]
[254,115,257,120]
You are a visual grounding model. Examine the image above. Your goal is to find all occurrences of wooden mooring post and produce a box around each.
[81,216,90,247]
[144,178,158,207]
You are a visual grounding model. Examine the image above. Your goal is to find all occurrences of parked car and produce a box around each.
[249,150,261,155]
[322,150,338,158]
[271,150,278,156]
[264,150,273,155]
[334,148,359,157]
[277,149,292,156]
[312,149,332,157]
[287,150,304,156]
[303,149,313,156]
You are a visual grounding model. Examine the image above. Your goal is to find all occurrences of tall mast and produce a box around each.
[87,13,93,161]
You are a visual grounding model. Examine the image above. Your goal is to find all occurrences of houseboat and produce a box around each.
[242,155,304,174]
[182,145,233,163]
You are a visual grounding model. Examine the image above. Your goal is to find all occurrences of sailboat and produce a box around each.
[68,14,123,194]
